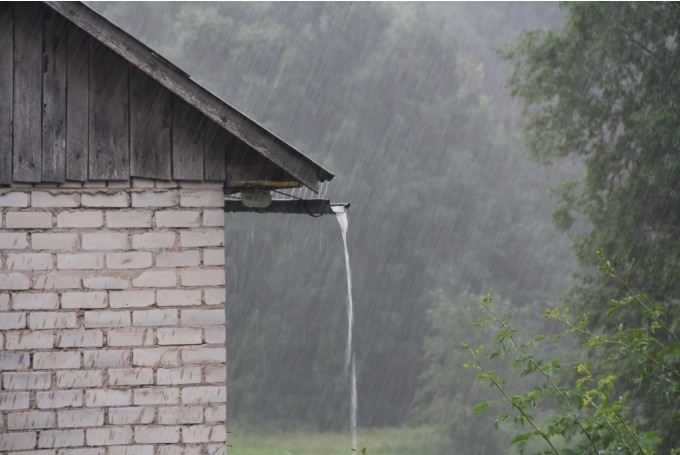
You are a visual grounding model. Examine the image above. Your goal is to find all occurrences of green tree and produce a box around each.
[506,3,680,451]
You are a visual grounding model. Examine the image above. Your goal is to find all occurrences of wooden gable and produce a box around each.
[0,2,333,191]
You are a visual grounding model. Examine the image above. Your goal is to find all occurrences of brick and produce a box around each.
[181,347,226,364]
[158,405,203,424]
[155,210,200,228]
[33,272,81,290]
[5,331,54,350]
[0,232,30,249]
[108,407,154,425]
[0,272,31,290]
[56,211,104,228]
[83,311,131,328]
[133,425,180,444]
[181,386,226,404]
[131,190,179,207]
[32,233,79,251]
[203,248,225,266]
[6,253,54,270]
[31,191,80,207]
[0,191,29,207]
[3,372,51,390]
[0,391,30,410]
[205,405,226,423]
[180,189,223,207]
[105,210,152,228]
[204,365,226,384]
[37,390,84,409]
[131,232,176,249]
[157,328,202,345]
[0,311,27,329]
[179,181,223,189]
[83,275,129,290]
[61,292,107,309]
[131,178,155,188]
[57,409,103,428]
[157,447,201,455]
[83,350,131,368]
[180,268,225,287]
[56,330,104,348]
[133,309,177,327]
[109,290,155,308]
[8,411,56,429]
[202,209,224,227]
[155,180,178,189]
[181,309,225,326]
[57,253,104,270]
[106,328,154,347]
[81,232,129,250]
[0,431,37,451]
[108,368,153,386]
[29,312,77,329]
[0,352,30,370]
[86,427,132,446]
[155,250,200,268]
[12,292,59,310]
[85,390,131,407]
[133,387,180,405]
[81,192,129,208]
[82,182,107,188]
[156,367,202,385]
[33,352,81,369]
[55,371,103,388]
[157,289,201,307]
[60,449,106,455]
[132,270,176,288]
[6,211,53,229]
[205,327,225,344]
[181,424,226,443]
[38,430,84,448]
[179,229,224,247]
[0,293,9,310]
[106,252,153,269]
[132,347,180,367]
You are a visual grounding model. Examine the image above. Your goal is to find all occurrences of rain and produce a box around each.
[89,3,680,455]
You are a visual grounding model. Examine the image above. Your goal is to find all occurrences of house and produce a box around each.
[0,2,334,453]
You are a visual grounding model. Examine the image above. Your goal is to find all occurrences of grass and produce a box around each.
[227,425,442,455]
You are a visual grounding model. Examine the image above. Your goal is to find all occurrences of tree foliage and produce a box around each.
[505,3,680,452]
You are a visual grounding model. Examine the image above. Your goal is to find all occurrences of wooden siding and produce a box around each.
[0,2,300,186]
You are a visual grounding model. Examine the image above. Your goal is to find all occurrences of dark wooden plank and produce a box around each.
[172,97,204,180]
[66,25,89,181]
[13,3,43,182]
[225,161,297,190]
[224,199,344,216]
[204,120,227,181]
[89,40,129,180]
[0,4,13,185]
[130,68,171,180]
[44,2,332,190]
[42,10,68,182]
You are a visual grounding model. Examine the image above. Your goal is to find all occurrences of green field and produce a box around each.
[227,426,442,455]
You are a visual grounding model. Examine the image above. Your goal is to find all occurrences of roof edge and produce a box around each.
[44,1,334,191]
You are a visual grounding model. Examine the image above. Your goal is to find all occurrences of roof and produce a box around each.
[43,1,334,192]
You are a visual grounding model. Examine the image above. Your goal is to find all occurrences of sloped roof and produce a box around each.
[44,1,334,192]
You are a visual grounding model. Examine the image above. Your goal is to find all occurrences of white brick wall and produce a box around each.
[0,185,227,453]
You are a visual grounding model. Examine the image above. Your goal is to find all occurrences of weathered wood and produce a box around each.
[172,98,204,181]
[0,5,13,185]
[226,161,297,190]
[13,3,44,182]
[42,10,68,182]
[130,68,171,180]
[89,40,129,180]
[204,120,228,181]
[45,1,333,191]
[66,25,89,181]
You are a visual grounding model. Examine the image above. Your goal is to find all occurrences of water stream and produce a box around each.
[333,205,358,451]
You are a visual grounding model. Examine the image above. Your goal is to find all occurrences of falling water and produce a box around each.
[333,204,358,451]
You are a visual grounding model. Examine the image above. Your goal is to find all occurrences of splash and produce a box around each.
[333,204,358,451]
